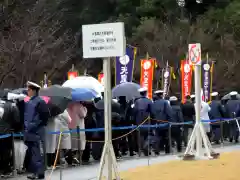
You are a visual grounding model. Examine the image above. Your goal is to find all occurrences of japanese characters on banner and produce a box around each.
[115,46,136,85]
[163,66,171,98]
[201,62,214,102]
[181,60,193,103]
[98,73,104,86]
[140,59,155,99]
[68,71,78,80]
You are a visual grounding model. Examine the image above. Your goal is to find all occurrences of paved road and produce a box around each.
[9,145,240,180]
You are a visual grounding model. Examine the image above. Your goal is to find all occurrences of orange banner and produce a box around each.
[181,60,193,103]
[140,59,155,99]
[98,73,104,86]
[68,71,78,80]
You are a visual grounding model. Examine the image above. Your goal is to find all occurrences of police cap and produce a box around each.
[27,81,41,90]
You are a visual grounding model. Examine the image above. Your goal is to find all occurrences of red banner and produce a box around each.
[98,73,104,86]
[181,60,193,103]
[140,59,155,99]
[68,71,78,80]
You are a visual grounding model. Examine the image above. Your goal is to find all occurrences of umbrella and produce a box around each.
[24,96,64,117]
[39,85,72,99]
[62,76,104,95]
[38,85,72,115]
[222,93,240,100]
[72,88,99,101]
[112,82,141,101]
[11,88,27,95]
[95,99,121,113]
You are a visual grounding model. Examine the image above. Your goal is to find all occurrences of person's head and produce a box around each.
[118,96,126,104]
[190,94,195,102]
[230,91,238,100]
[138,87,148,97]
[185,95,191,102]
[154,90,164,99]
[211,92,219,100]
[27,81,41,97]
[169,96,178,105]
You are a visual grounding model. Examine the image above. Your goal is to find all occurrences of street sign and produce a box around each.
[82,22,125,58]
[188,43,201,65]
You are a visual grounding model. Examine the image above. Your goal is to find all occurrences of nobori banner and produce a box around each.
[201,62,213,102]
[140,59,155,99]
[115,46,136,85]
[82,22,125,58]
[181,59,193,103]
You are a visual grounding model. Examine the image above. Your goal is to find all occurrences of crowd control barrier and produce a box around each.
[0,117,239,179]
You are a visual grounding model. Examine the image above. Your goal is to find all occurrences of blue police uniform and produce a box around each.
[225,99,240,142]
[133,95,152,156]
[24,96,49,178]
[150,97,173,154]
[209,100,225,143]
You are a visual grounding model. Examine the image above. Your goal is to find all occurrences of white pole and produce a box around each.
[194,64,202,156]
[103,57,112,180]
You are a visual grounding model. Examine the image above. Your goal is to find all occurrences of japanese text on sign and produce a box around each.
[82,22,125,58]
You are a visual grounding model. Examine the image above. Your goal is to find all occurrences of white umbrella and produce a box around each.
[62,76,104,95]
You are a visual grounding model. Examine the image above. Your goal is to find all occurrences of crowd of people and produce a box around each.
[0,81,240,179]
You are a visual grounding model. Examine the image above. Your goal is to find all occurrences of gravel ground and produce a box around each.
[8,144,240,180]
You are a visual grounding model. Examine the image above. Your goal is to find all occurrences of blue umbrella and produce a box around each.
[112,82,141,101]
[72,88,99,101]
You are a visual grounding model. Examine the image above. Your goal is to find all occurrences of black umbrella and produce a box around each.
[39,85,72,99]
[112,82,141,101]
[39,85,72,116]
[94,99,121,113]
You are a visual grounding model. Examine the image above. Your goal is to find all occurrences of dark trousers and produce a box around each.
[212,125,221,143]
[25,141,45,176]
[153,128,170,154]
[171,127,182,152]
[229,122,239,142]
[0,135,12,174]
[82,142,91,162]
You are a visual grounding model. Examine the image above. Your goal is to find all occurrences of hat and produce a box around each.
[230,91,238,96]
[138,87,147,92]
[211,92,218,97]
[112,98,118,103]
[154,90,164,94]
[169,96,178,101]
[27,81,41,89]
[190,94,195,98]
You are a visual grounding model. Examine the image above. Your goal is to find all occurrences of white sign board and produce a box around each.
[82,22,125,58]
[188,43,201,65]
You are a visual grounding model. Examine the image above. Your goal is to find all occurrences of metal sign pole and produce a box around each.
[195,64,202,156]
[82,22,124,179]
[97,57,120,180]
[183,43,219,160]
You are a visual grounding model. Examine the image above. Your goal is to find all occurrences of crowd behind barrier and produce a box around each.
[0,117,238,139]
[0,116,238,179]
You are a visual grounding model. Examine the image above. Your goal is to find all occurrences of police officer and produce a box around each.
[225,91,240,143]
[169,96,184,152]
[209,92,225,144]
[181,95,195,147]
[24,81,49,179]
[150,90,172,154]
[133,87,152,156]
